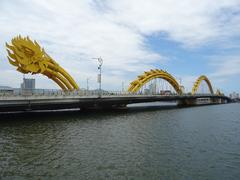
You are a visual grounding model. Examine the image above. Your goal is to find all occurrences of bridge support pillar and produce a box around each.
[210,98,227,104]
[177,99,197,107]
[80,104,127,111]
[211,98,220,104]
[222,99,227,104]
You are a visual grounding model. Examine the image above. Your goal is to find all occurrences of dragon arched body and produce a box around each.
[6,36,79,91]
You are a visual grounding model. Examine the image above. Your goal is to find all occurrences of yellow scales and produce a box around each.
[128,69,217,95]
[6,35,79,91]
[5,35,221,96]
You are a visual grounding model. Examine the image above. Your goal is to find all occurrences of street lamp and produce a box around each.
[93,57,103,97]
[86,77,91,95]
[178,77,185,94]
[122,81,124,93]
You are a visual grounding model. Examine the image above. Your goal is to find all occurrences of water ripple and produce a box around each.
[0,104,240,179]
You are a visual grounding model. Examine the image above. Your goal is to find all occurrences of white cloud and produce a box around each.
[0,0,163,89]
[104,0,240,46]
[210,56,240,77]
[203,55,240,93]
[0,0,240,90]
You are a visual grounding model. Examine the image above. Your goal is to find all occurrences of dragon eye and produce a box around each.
[22,46,34,57]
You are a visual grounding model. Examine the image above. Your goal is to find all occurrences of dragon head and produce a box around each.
[5,35,79,90]
[6,35,56,74]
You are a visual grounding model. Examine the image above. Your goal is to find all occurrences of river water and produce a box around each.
[0,103,240,179]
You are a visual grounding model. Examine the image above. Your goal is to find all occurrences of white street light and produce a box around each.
[93,57,103,97]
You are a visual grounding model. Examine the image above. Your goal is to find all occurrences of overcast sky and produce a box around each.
[0,0,240,94]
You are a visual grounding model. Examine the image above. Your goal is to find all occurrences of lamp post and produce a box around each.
[86,77,91,95]
[93,57,103,97]
[87,78,89,91]
[122,81,124,93]
[178,77,184,94]
[178,77,182,86]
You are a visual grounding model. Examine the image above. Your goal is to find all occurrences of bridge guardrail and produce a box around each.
[0,89,220,100]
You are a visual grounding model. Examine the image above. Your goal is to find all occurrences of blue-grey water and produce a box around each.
[0,103,240,179]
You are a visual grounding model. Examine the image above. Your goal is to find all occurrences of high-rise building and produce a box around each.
[149,82,157,94]
[21,78,35,90]
[21,78,35,95]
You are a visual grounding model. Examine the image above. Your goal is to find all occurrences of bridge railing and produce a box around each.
[0,89,217,99]
[0,90,152,97]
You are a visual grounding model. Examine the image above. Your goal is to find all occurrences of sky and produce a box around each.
[0,0,240,94]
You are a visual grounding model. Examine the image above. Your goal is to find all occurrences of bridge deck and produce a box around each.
[0,95,230,112]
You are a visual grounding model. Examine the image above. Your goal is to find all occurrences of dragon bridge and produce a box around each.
[128,69,183,94]
[192,75,214,95]
[6,35,79,91]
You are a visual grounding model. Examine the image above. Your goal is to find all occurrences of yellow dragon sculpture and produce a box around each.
[6,35,79,91]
